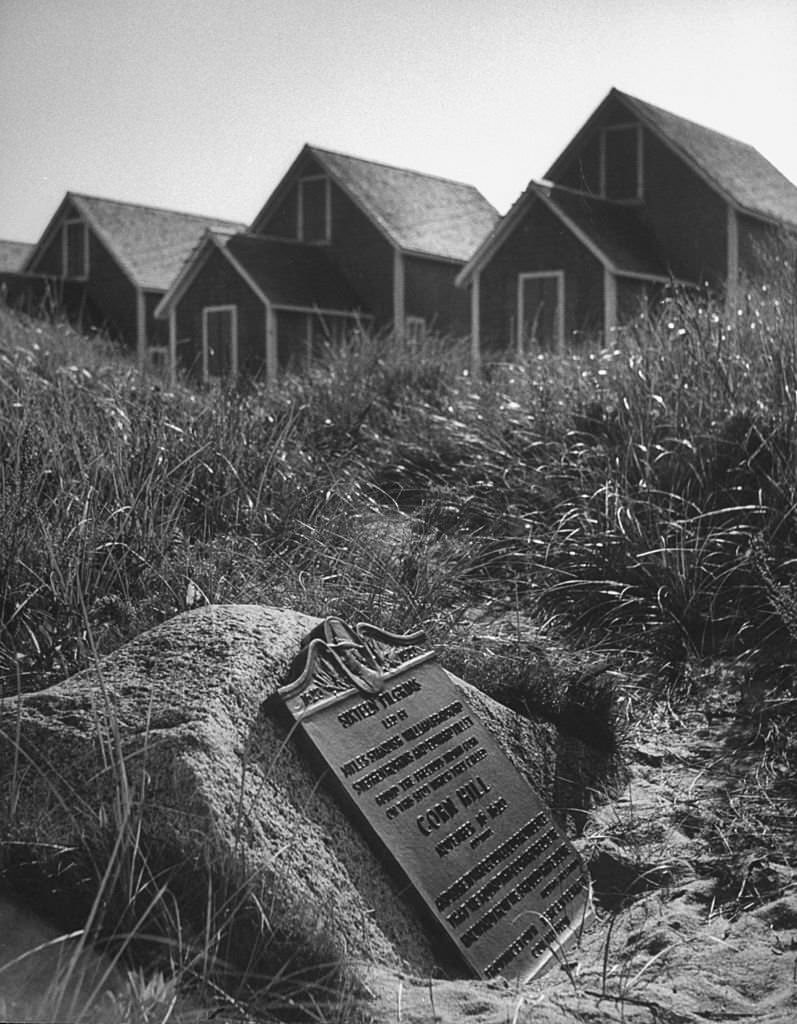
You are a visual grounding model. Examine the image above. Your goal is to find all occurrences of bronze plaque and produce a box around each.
[276,618,591,981]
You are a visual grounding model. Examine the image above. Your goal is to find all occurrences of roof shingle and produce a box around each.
[70,194,246,290]
[538,184,671,278]
[225,233,367,311]
[617,90,797,226]
[548,89,797,228]
[0,239,34,273]
[306,147,499,261]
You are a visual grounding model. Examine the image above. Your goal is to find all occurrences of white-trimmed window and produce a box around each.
[297,175,331,242]
[63,218,88,278]
[202,305,238,381]
[517,271,565,353]
[600,123,643,200]
[406,316,426,344]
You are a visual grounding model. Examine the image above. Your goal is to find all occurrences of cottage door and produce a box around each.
[203,306,237,380]
[518,272,564,353]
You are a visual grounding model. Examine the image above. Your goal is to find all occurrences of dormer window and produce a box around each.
[298,175,331,242]
[600,123,643,200]
[63,218,88,278]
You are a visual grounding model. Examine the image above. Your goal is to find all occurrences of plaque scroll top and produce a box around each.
[279,617,434,719]
[275,616,592,982]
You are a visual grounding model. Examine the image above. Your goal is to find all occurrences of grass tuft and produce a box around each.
[1,254,797,1016]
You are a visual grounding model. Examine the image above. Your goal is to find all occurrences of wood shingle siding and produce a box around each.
[83,228,140,342]
[641,129,728,287]
[157,230,369,382]
[737,213,786,283]
[222,234,366,313]
[276,309,309,371]
[328,183,395,325]
[556,134,601,196]
[616,277,666,324]
[255,181,298,239]
[157,144,497,383]
[478,200,604,353]
[253,146,498,264]
[248,144,499,341]
[22,194,245,361]
[404,255,471,338]
[28,201,139,341]
[173,241,268,381]
[31,216,67,276]
[459,86,797,364]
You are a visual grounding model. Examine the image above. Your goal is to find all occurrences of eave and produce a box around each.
[24,192,138,289]
[154,231,372,322]
[457,182,695,289]
[455,187,535,287]
[154,232,244,318]
[546,87,793,231]
[251,145,399,256]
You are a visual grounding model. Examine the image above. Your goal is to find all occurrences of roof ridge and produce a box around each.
[68,191,247,226]
[612,88,761,153]
[307,144,487,193]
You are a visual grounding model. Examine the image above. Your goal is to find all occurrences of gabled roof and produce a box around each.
[0,239,34,273]
[547,87,797,227]
[251,144,499,262]
[456,182,685,287]
[225,233,367,311]
[156,231,367,318]
[543,185,669,278]
[26,193,247,290]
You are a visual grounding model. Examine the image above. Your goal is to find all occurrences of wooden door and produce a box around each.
[518,272,564,353]
[203,306,237,380]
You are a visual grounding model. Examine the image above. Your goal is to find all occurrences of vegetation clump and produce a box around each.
[1,259,796,1018]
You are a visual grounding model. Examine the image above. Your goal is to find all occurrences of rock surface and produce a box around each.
[3,606,796,1023]
[0,604,562,985]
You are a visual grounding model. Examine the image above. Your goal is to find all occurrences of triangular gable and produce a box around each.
[226,234,367,313]
[24,194,104,275]
[542,186,670,279]
[154,229,249,318]
[249,146,318,238]
[26,193,246,291]
[457,182,690,287]
[455,188,533,287]
[156,231,369,320]
[250,144,499,262]
[547,88,797,228]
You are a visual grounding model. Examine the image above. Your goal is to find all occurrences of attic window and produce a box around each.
[600,123,643,200]
[298,175,331,243]
[63,218,88,278]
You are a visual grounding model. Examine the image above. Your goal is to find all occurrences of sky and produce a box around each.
[1,0,796,244]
